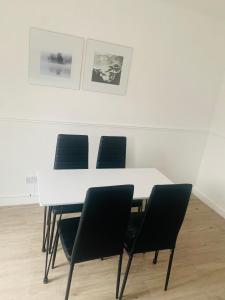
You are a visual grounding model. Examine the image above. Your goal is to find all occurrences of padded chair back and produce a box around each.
[133,184,192,253]
[96,136,126,168]
[54,134,88,169]
[71,185,134,263]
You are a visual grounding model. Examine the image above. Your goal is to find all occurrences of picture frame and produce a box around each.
[83,39,133,95]
[29,28,84,89]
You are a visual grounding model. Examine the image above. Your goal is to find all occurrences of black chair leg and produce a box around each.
[42,207,47,252]
[164,249,175,291]
[153,250,159,264]
[52,230,59,269]
[65,263,75,300]
[49,213,56,254]
[119,254,133,300]
[116,253,123,299]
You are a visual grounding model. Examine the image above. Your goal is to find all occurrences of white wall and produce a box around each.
[195,71,225,218]
[1,0,225,205]
[0,118,208,205]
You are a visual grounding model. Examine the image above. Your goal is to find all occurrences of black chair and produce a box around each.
[45,185,134,300]
[119,184,192,299]
[42,134,88,253]
[96,136,143,212]
[96,136,127,169]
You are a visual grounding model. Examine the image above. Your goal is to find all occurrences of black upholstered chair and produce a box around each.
[118,184,192,299]
[45,185,134,300]
[96,136,143,212]
[96,136,127,169]
[42,134,88,253]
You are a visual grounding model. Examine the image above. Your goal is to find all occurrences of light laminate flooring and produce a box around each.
[1,196,225,299]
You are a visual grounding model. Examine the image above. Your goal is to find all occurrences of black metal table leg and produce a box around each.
[42,206,47,252]
[116,253,123,299]
[43,208,51,284]
[153,250,159,264]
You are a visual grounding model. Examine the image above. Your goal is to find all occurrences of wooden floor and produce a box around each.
[1,196,225,299]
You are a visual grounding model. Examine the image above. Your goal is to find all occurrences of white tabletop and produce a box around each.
[38,168,172,206]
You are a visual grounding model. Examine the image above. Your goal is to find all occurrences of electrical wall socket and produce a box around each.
[26,176,37,184]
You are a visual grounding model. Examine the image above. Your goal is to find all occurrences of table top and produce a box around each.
[38,168,172,206]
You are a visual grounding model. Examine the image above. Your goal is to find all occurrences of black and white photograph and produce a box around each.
[91,53,123,85]
[40,52,72,78]
[29,28,84,89]
[83,39,133,95]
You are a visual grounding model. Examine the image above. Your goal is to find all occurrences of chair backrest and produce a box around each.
[132,184,192,253]
[71,185,134,263]
[54,134,88,169]
[96,136,126,169]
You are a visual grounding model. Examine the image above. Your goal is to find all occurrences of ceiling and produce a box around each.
[167,0,225,20]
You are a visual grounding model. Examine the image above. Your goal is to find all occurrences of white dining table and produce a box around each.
[38,168,172,206]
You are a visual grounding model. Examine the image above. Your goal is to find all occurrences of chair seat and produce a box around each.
[124,212,144,251]
[132,199,143,208]
[58,217,80,261]
[51,203,83,215]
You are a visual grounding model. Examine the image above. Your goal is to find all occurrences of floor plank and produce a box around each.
[1,196,225,299]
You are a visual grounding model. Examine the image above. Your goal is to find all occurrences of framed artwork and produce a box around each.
[29,28,84,89]
[83,39,133,95]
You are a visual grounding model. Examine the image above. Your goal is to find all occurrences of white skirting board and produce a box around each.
[193,186,225,219]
